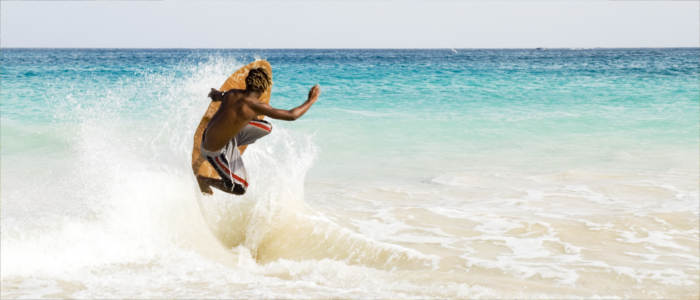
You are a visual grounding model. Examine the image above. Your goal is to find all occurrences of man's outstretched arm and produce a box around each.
[248,85,321,121]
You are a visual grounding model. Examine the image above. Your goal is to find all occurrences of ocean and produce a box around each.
[1,48,698,298]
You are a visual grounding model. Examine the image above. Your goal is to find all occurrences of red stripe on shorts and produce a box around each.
[249,121,271,132]
[214,156,249,187]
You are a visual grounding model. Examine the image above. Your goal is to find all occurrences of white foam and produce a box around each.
[3,55,699,298]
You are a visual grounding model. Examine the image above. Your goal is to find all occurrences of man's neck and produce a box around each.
[244,90,261,98]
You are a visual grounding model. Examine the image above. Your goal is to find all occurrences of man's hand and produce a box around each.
[208,88,223,102]
[308,84,321,102]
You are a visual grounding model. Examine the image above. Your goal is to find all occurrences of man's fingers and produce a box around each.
[307,85,320,100]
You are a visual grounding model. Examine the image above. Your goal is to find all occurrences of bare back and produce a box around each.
[202,90,260,152]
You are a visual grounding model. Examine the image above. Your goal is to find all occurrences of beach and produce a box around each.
[1,48,698,298]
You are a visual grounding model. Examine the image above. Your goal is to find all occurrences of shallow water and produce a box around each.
[1,48,699,298]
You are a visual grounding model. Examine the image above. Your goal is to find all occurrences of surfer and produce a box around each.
[197,67,320,195]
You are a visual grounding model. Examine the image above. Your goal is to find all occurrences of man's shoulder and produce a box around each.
[240,95,266,107]
[222,90,245,103]
[224,89,245,98]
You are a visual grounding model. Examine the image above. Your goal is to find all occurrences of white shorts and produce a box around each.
[200,119,272,194]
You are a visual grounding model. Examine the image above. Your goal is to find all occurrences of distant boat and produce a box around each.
[450,48,458,54]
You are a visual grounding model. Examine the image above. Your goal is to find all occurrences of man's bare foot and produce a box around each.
[197,176,213,195]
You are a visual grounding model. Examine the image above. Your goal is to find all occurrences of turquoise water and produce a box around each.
[1,49,699,298]
[3,49,698,163]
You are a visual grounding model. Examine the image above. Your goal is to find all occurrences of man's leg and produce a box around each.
[199,137,246,195]
[198,120,271,195]
[236,119,272,148]
[197,175,244,195]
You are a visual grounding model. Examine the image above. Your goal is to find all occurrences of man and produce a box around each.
[197,67,320,195]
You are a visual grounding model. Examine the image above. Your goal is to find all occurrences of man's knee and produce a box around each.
[224,181,246,195]
[232,184,246,195]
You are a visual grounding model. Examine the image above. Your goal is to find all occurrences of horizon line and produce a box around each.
[2,46,699,50]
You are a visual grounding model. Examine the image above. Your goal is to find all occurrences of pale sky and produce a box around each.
[1,0,698,48]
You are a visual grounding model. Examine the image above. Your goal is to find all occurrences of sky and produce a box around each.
[1,0,698,48]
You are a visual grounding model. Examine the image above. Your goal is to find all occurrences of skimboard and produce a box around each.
[191,60,273,185]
